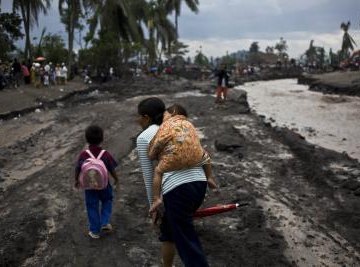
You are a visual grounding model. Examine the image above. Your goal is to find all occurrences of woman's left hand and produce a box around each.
[149,197,162,214]
[149,197,163,224]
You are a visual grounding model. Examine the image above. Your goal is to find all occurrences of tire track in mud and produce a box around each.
[0,91,139,266]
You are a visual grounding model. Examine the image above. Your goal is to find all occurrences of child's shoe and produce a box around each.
[88,231,100,239]
[101,224,113,232]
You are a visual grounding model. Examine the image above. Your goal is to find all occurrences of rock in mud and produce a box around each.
[228,89,250,113]
[215,134,244,153]
[341,179,360,191]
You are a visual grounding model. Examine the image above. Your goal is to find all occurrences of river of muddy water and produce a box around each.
[237,79,360,160]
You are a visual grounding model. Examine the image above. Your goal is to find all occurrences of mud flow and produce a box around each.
[0,77,359,266]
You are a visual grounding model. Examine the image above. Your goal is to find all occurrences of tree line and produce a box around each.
[1,0,199,74]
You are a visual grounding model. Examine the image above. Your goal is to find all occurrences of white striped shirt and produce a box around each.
[136,124,207,205]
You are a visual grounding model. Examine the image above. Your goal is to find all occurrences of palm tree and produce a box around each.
[146,0,176,65]
[59,0,84,78]
[76,0,151,70]
[340,21,356,58]
[165,0,199,36]
[34,26,46,57]
[84,0,145,45]
[12,0,51,60]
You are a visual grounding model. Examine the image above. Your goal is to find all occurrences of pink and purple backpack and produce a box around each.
[79,150,109,190]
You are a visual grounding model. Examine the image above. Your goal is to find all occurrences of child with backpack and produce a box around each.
[75,125,119,239]
[148,104,217,218]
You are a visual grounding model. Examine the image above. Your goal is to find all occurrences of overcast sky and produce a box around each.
[2,0,360,59]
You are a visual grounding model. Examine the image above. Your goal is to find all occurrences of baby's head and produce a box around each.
[85,125,103,145]
[164,104,188,121]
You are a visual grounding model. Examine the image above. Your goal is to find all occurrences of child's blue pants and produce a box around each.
[85,183,113,234]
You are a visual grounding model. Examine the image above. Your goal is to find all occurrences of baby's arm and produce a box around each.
[200,150,218,189]
[149,165,164,219]
[202,163,218,189]
[148,132,172,160]
[152,166,163,203]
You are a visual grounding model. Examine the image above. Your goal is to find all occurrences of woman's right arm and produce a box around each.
[137,136,154,206]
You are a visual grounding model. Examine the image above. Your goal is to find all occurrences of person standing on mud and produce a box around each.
[136,97,209,267]
[215,64,230,103]
[21,61,30,85]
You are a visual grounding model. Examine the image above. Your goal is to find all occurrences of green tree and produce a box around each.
[265,46,274,54]
[165,40,188,60]
[59,0,86,78]
[165,0,199,35]
[275,37,288,61]
[194,51,209,67]
[146,0,176,66]
[305,40,316,64]
[32,27,47,57]
[78,31,127,72]
[221,52,236,66]
[12,0,51,60]
[0,8,23,59]
[249,42,259,53]
[82,0,150,70]
[249,42,261,65]
[41,33,68,64]
[340,21,356,59]
[84,0,145,45]
[305,40,326,67]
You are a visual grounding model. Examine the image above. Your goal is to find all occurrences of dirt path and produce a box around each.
[0,77,359,266]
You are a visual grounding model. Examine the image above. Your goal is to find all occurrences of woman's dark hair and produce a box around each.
[167,104,188,117]
[85,125,104,145]
[138,97,165,125]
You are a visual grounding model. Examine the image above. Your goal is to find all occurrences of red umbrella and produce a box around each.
[194,203,246,219]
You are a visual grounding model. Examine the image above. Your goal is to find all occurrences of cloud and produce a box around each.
[179,0,360,52]
[181,30,360,59]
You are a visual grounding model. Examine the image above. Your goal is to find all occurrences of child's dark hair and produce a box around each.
[167,104,188,117]
[85,125,103,145]
[138,97,165,125]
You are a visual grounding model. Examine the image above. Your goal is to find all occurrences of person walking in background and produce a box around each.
[136,97,209,267]
[55,64,61,85]
[60,63,68,85]
[34,63,41,88]
[44,62,50,87]
[49,62,56,85]
[75,125,119,239]
[21,61,30,85]
[30,63,36,86]
[215,64,230,104]
[12,58,22,88]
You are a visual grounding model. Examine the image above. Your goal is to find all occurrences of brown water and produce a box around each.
[237,79,360,160]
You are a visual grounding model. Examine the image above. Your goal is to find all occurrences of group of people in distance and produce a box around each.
[0,58,68,89]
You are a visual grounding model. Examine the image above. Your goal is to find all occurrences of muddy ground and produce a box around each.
[0,77,359,267]
[298,71,360,96]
